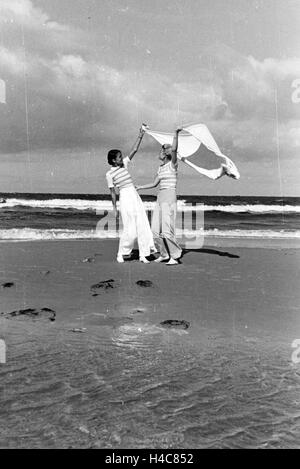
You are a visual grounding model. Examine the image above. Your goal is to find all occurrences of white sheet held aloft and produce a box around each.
[144,129,201,158]
[145,123,240,180]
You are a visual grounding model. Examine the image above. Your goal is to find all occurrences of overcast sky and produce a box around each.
[0,0,299,195]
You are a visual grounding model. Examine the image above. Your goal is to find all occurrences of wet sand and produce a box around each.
[0,240,300,448]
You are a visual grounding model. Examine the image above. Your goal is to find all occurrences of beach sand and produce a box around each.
[0,239,300,448]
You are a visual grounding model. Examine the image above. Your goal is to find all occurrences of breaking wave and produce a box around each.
[0,228,299,241]
[1,198,300,213]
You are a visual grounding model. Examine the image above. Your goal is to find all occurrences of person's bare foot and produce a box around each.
[117,255,124,263]
[166,258,178,265]
[154,256,169,263]
[139,256,150,264]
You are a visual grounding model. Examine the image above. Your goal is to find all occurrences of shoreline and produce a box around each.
[0,236,299,249]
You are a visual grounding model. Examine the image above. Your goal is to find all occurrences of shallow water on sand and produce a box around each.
[1,318,300,449]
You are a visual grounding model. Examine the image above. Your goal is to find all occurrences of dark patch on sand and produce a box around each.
[160,319,190,330]
[1,282,15,288]
[90,279,115,292]
[136,280,153,288]
[1,307,56,322]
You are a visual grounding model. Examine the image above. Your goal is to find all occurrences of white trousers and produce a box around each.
[151,189,182,260]
[118,186,155,257]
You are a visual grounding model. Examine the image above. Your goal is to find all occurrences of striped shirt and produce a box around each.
[106,156,134,190]
[157,161,178,190]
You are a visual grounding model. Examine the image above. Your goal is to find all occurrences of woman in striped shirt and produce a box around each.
[136,127,183,266]
[106,126,156,263]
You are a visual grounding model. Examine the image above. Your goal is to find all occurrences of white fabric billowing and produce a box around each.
[145,123,240,180]
[118,186,155,257]
[145,130,200,158]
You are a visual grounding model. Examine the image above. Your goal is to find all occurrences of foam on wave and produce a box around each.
[1,198,300,213]
[0,228,299,241]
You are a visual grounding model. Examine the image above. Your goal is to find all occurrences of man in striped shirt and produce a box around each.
[136,128,183,265]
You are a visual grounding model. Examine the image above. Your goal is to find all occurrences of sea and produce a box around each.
[0,193,299,241]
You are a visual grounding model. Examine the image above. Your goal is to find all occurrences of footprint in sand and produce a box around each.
[136,280,153,288]
[1,307,56,322]
[1,282,15,288]
[90,279,115,293]
[159,319,190,330]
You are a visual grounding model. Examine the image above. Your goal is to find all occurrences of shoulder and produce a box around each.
[123,156,130,168]
[106,168,114,178]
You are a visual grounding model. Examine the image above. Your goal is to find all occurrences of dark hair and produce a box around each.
[107,149,121,165]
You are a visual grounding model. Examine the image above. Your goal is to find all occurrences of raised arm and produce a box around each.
[128,125,146,160]
[170,127,183,166]
[136,175,160,191]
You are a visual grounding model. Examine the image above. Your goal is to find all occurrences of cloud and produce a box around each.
[0,34,228,153]
[0,0,67,31]
[0,0,300,168]
[199,45,300,121]
[0,0,86,60]
[0,46,25,75]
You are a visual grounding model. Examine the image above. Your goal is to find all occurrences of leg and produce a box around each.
[161,201,182,260]
[151,201,169,258]
[118,209,136,258]
[135,193,156,261]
